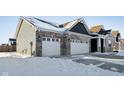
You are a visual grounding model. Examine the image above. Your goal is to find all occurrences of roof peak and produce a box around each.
[21,16,66,32]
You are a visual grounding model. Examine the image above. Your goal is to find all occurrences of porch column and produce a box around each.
[98,38,101,52]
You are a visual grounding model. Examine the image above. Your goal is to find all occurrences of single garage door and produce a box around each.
[42,37,60,56]
[71,40,89,55]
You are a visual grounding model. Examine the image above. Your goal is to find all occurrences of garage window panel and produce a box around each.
[47,38,50,41]
[72,40,74,43]
[70,41,89,54]
[71,39,74,43]
[56,38,60,42]
[74,40,77,43]
[71,39,73,42]
[52,38,55,42]
[76,40,78,43]
[42,37,46,41]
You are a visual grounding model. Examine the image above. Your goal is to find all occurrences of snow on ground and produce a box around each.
[0,52,14,57]
[93,52,116,55]
[73,54,124,66]
[94,50,124,57]
[0,52,31,58]
[0,52,123,76]
[116,51,124,56]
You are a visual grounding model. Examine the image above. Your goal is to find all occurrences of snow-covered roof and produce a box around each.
[60,19,79,29]
[15,17,98,38]
[60,17,97,36]
[22,17,66,32]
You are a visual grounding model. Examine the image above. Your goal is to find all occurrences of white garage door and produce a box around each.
[71,40,89,55]
[42,37,60,56]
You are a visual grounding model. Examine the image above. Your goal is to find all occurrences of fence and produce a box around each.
[0,45,16,52]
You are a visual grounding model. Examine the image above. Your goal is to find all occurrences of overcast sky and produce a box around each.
[0,16,124,44]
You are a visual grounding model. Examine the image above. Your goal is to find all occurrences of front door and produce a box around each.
[91,39,97,52]
[101,39,104,53]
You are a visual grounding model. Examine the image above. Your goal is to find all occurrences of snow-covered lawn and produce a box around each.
[0,52,123,76]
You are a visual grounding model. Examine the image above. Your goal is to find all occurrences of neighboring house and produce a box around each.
[90,25,121,52]
[120,39,124,50]
[111,31,121,51]
[90,25,113,52]
[15,17,92,56]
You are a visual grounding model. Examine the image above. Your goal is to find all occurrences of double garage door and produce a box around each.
[70,42,89,55]
[42,37,89,56]
[42,37,60,56]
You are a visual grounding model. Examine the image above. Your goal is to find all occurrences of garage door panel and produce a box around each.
[42,38,60,56]
[71,42,89,54]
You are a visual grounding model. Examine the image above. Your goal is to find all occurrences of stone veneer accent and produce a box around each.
[36,30,62,56]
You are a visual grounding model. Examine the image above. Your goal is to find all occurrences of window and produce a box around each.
[42,38,46,41]
[71,39,74,42]
[38,36,40,39]
[56,39,59,42]
[52,38,55,42]
[47,38,50,41]
[68,39,70,42]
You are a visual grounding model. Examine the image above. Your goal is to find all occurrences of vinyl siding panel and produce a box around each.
[16,20,36,56]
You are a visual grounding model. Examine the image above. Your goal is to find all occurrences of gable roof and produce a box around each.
[60,19,79,30]
[90,25,104,33]
[15,17,66,38]
[60,18,96,36]
[15,17,99,38]
[98,29,111,35]
[90,25,112,35]
[23,17,66,32]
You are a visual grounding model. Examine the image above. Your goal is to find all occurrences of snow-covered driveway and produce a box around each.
[0,52,123,76]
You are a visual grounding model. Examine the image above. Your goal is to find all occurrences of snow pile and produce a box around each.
[0,52,12,57]
[116,51,124,56]
[0,53,123,76]
[93,52,116,55]
[0,52,31,58]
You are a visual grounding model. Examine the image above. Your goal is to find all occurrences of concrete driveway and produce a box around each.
[68,54,124,74]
